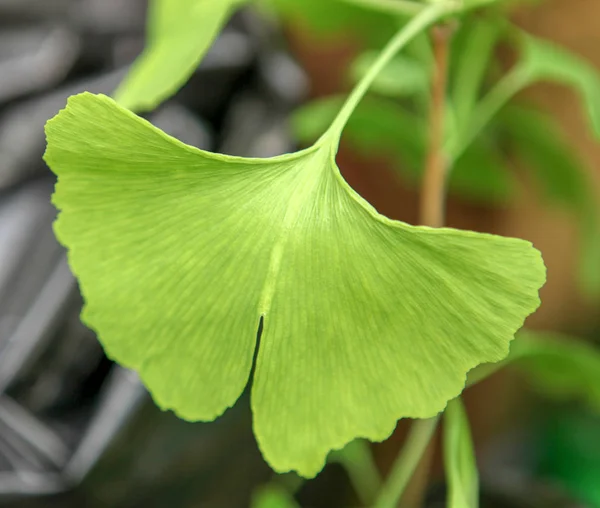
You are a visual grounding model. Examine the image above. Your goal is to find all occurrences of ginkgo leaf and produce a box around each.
[519,33,600,137]
[113,0,246,112]
[44,93,545,478]
[444,399,479,508]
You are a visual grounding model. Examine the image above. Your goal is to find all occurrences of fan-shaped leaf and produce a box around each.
[44,93,545,477]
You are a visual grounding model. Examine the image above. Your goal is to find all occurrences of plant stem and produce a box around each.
[332,440,383,506]
[325,2,457,141]
[420,24,452,228]
[373,417,440,508]
[447,65,530,162]
[452,20,500,131]
[341,0,423,16]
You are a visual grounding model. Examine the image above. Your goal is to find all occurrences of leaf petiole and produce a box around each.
[323,2,459,142]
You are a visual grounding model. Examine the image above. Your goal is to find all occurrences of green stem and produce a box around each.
[444,398,479,508]
[324,2,457,142]
[447,65,530,162]
[452,20,500,130]
[373,417,440,508]
[340,0,423,16]
[332,440,383,506]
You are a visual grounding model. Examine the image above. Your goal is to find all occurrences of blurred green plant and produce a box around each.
[42,0,600,506]
[444,399,479,508]
[252,485,300,508]
[510,330,600,411]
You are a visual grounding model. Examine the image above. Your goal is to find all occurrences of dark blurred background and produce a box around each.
[0,0,599,507]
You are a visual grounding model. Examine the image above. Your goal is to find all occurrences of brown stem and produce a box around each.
[420,24,452,228]
[402,23,453,508]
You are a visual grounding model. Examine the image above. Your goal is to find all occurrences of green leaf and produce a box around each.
[519,33,600,137]
[350,51,428,98]
[509,331,600,412]
[499,105,600,297]
[252,485,300,508]
[44,93,545,477]
[113,0,246,112]
[444,399,479,508]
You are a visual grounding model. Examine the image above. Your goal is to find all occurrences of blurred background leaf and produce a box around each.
[517,33,600,137]
[510,330,600,413]
[114,0,247,112]
[251,485,300,508]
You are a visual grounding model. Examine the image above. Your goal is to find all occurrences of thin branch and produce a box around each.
[373,417,440,508]
[420,24,452,228]
[447,65,530,162]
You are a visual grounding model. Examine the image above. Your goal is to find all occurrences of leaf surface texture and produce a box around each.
[45,93,545,477]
